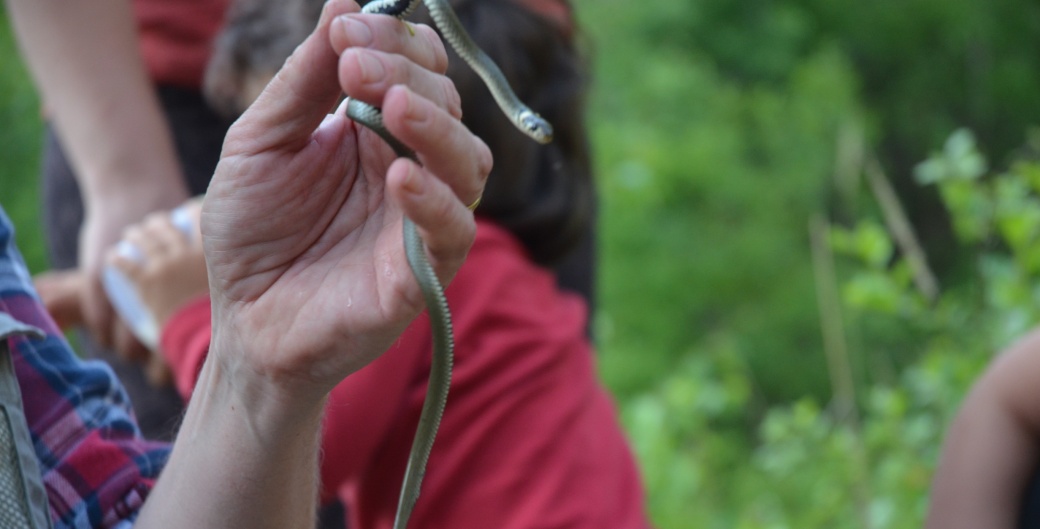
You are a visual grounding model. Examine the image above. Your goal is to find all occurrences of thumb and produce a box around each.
[226,0,360,153]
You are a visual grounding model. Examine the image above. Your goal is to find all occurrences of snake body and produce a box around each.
[347,1,553,528]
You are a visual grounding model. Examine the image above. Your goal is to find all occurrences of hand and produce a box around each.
[108,200,207,331]
[7,0,192,355]
[201,0,491,406]
[106,199,207,387]
[78,179,191,357]
[33,269,86,329]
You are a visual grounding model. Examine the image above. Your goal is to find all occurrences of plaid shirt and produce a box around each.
[0,206,169,528]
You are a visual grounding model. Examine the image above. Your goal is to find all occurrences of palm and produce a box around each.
[203,118,423,383]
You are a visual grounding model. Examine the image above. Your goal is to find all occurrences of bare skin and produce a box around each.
[6,0,190,359]
[22,1,490,527]
[36,199,206,386]
[926,328,1040,528]
[110,200,208,331]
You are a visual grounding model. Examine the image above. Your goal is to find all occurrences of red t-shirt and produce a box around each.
[161,220,652,529]
[132,0,231,88]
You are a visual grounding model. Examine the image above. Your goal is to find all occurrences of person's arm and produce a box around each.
[926,329,1040,528]
[5,0,188,351]
[134,1,489,527]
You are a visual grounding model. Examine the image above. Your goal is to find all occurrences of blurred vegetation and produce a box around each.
[572,0,1040,526]
[0,8,44,273]
[3,0,1040,527]
[623,130,1040,527]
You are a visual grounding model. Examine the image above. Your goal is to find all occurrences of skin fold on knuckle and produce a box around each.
[418,25,449,73]
[441,79,463,119]
[473,135,493,180]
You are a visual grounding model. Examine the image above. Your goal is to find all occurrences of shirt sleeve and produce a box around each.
[158,295,212,401]
[0,206,170,529]
[319,318,432,504]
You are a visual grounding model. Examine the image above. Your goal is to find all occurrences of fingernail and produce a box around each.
[402,163,425,196]
[355,50,385,83]
[338,15,373,46]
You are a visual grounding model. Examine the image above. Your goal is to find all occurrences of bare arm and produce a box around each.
[926,329,1040,528]
[5,0,188,349]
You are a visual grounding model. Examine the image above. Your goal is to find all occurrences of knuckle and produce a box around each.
[123,224,142,241]
[434,185,458,221]
[443,81,462,119]
[474,136,493,178]
[418,25,448,73]
[144,212,167,229]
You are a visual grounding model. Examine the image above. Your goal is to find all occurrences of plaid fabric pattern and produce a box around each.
[0,206,170,528]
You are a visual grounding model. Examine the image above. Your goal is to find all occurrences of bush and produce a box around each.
[624,129,1039,528]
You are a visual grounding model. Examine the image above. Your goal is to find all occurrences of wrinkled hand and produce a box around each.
[201,0,491,404]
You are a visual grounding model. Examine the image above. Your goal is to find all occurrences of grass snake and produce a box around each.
[346,0,553,528]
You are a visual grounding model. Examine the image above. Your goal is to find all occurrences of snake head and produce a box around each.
[517,110,554,144]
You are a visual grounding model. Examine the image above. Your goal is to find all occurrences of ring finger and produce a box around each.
[381,85,490,208]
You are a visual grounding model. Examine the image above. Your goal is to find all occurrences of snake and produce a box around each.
[345,1,553,528]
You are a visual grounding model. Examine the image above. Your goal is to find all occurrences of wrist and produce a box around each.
[189,350,326,442]
[139,350,326,529]
[80,167,189,213]
[206,318,331,424]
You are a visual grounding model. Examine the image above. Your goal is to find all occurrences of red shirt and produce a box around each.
[161,220,652,529]
[132,0,231,88]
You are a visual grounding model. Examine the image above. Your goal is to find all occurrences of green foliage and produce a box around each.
[623,129,1040,528]
[580,0,865,402]
[578,0,1040,405]
[0,8,45,273]
[651,0,1040,166]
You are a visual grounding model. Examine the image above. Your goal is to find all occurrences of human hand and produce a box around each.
[201,0,490,407]
[33,268,87,329]
[78,178,191,358]
[108,199,207,331]
[105,199,206,387]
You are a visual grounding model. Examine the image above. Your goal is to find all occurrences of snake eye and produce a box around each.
[519,111,554,144]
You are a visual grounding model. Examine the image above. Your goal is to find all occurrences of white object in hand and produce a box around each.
[101,205,195,349]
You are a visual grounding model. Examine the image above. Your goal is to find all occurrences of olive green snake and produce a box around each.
[345,0,552,528]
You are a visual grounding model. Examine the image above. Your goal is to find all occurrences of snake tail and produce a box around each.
[393,218,455,529]
[345,98,454,529]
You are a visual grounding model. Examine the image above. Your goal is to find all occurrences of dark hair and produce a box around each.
[414,0,594,267]
[204,0,326,118]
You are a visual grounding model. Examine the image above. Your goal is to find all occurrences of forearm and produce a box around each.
[5,0,186,204]
[136,343,326,529]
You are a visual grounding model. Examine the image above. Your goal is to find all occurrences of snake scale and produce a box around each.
[346,1,553,528]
